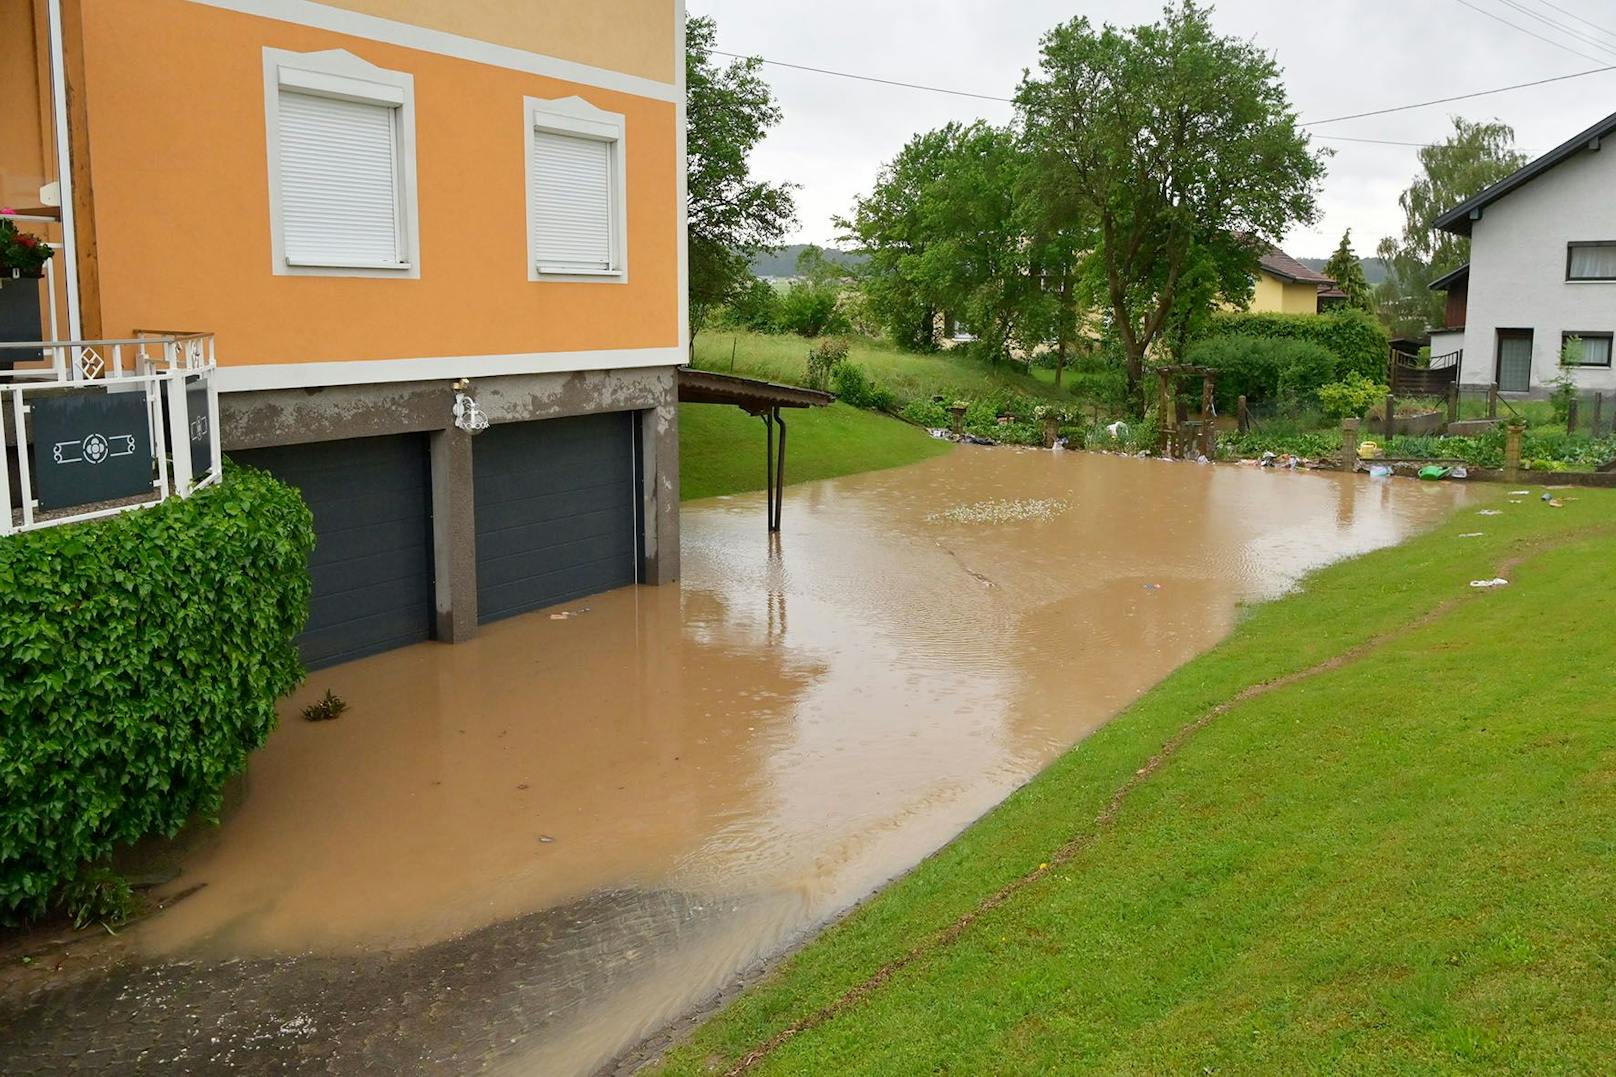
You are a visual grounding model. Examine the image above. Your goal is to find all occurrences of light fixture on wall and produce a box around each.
[451,378,488,434]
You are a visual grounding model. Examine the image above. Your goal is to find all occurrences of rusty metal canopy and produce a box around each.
[677,367,833,415]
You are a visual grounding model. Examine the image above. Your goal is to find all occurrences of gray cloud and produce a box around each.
[690,0,1616,259]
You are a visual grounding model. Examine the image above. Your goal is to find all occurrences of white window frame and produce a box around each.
[262,48,420,279]
[524,95,628,283]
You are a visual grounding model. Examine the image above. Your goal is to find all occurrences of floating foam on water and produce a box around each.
[927,498,1070,525]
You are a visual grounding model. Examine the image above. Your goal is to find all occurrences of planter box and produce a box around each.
[0,276,45,369]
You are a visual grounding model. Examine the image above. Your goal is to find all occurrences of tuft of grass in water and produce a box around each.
[301,689,348,722]
[655,489,1616,1075]
[60,868,137,933]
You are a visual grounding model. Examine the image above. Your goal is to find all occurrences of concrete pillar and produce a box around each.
[640,401,681,585]
[1342,417,1359,472]
[1505,422,1524,484]
[429,425,478,642]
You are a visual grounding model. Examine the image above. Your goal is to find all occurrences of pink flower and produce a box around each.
[17,235,36,248]
[0,208,13,217]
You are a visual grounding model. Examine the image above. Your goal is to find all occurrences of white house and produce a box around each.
[1431,108,1616,396]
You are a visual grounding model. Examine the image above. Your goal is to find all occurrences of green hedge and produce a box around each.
[1201,309,1388,381]
[0,466,313,922]
[1185,335,1342,410]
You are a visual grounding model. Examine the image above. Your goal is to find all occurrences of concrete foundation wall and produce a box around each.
[219,365,680,643]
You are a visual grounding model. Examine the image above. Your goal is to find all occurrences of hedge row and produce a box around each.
[1199,309,1389,381]
[0,466,313,921]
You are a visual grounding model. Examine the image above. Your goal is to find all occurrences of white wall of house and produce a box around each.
[1459,143,1616,394]
[1429,329,1464,361]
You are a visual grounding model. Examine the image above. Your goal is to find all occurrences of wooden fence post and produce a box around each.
[1505,422,1524,483]
[1594,392,1604,437]
[1384,393,1396,440]
[1487,384,1498,419]
[1342,417,1359,473]
[1237,395,1249,434]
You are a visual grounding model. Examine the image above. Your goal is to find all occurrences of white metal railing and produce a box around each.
[1,332,220,535]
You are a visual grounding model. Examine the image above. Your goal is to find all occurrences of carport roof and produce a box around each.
[677,368,833,414]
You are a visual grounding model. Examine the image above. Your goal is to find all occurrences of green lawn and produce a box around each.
[679,401,952,501]
[691,330,1071,404]
[655,488,1616,1074]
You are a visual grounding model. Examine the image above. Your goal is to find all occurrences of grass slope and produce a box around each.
[679,401,952,502]
[657,487,1616,1074]
[692,330,1071,404]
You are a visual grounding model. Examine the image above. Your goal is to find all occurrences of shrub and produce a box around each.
[718,275,783,333]
[1201,309,1388,381]
[830,362,896,412]
[1184,334,1341,410]
[900,398,950,428]
[1317,372,1390,420]
[804,337,850,391]
[0,466,314,922]
[777,281,850,338]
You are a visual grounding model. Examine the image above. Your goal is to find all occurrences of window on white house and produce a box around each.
[526,97,627,280]
[1567,242,1616,282]
[264,49,418,276]
[1563,332,1613,367]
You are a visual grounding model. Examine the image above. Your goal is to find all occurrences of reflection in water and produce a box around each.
[132,448,1470,1073]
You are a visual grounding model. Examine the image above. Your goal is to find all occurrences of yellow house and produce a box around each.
[3,0,686,667]
[1250,248,1336,315]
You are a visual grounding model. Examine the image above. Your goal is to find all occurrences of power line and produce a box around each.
[1523,0,1616,44]
[711,44,1616,134]
[1300,62,1616,125]
[1490,0,1616,59]
[711,50,1013,104]
[1451,0,1614,63]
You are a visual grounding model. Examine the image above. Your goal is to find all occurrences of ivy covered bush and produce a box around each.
[0,466,313,922]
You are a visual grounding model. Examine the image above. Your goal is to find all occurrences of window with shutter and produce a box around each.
[263,49,419,278]
[525,97,627,282]
[531,131,613,272]
[278,91,402,267]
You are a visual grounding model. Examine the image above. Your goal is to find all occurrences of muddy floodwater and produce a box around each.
[3,449,1473,1074]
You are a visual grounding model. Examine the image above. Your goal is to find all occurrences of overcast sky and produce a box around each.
[687,0,1616,260]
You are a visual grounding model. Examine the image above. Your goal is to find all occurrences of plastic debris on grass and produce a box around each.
[1470,578,1510,589]
[928,498,1070,525]
[1478,509,1504,516]
[1458,532,1484,538]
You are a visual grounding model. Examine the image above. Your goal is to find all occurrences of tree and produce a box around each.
[1322,229,1375,313]
[685,16,796,338]
[1017,2,1325,406]
[1375,117,1525,338]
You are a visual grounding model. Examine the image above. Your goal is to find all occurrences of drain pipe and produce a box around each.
[46,0,82,340]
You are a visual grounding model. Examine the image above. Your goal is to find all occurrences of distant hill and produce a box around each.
[1298,256,1389,285]
[749,244,866,279]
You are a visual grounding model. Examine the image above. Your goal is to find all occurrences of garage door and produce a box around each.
[474,411,639,624]
[234,434,433,669]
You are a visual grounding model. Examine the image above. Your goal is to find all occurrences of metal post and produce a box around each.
[45,0,82,340]
[773,408,786,533]
[12,390,35,530]
[762,411,774,533]
[165,372,193,494]
[0,392,13,537]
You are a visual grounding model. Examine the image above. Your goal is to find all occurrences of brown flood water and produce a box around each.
[134,447,1472,1073]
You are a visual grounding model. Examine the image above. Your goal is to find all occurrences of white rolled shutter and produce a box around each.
[277,89,403,267]
[531,129,614,272]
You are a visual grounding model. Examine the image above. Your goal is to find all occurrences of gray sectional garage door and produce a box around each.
[234,434,433,669]
[473,411,638,624]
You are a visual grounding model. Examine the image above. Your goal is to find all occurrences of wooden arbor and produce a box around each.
[1154,365,1218,459]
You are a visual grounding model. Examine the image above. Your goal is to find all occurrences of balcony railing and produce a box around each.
[1,332,220,535]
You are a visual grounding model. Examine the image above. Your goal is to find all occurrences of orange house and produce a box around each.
[3,0,686,667]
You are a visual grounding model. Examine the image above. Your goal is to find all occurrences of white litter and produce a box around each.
[1106,420,1130,438]
[1458,532,1484,538]
[1469,578,1509,589]
[1478,509,1504,516]
[1509,490,1531,496]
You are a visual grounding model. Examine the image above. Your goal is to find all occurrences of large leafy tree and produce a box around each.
[1323,229,1375,313]
[1375,117,1525,338]
[685,16,796,338]
[1017,2,1325,404]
